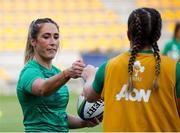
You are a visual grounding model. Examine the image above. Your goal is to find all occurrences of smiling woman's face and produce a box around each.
[32,22,59,61]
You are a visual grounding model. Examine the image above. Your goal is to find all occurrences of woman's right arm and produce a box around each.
[81,63,106,102]
[32,60,85,96]
[81,65,100,102]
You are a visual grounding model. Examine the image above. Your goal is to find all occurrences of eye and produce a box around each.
[54,34,59,40]
[42,35,50,39]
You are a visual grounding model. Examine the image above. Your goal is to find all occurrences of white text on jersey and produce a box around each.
[116,84,151,102]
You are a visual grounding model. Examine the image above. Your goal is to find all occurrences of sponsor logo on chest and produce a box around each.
[116,84,151,102]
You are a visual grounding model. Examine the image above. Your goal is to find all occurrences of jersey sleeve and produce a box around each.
[176,62,180,98]
[162,42,171,55]
[92,62,107,94]
[20,68,43,93]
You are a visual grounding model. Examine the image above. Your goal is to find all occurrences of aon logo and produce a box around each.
[116,84,151,102]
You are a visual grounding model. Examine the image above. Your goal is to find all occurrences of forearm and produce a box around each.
[81,65,101,102]
[83,76,101,102]
[68,115,86,129]
[83,76,96,101]
[35,69,71,96]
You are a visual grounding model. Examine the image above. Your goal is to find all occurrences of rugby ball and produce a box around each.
[77,95,104,120]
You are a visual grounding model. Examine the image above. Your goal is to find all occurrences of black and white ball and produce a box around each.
[77,95,104,120]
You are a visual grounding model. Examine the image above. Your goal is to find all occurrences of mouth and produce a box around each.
[47,48,57,53]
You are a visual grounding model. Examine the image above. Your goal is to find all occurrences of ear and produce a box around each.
[127,30,131,41]
[31,39,36,47]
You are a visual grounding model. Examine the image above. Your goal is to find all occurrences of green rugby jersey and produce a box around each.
[162,38,180,60]
[16,60,69,132]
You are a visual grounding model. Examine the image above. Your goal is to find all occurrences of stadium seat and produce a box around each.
[0,0,144,52]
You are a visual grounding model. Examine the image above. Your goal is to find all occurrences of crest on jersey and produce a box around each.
[133,61,145,77]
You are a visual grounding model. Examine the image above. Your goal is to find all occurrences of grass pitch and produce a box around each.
[0,92,102,132]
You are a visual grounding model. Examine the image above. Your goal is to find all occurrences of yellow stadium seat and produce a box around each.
[61,38,71,49]
[136,0,148,7]
[0,0,123,52]
[172,0,180,7]
[0,68,11,80]
[161,10,175,21]
[106,11,118,21]
[1,0,13,10]
[175,10,180,20]
[160,0,171,8]
[26,0,39,10]
[13,0,27,10]
[166,22,175,33]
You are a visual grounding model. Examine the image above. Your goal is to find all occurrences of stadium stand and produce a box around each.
[0,0,127,52]
[1,0,178,52]
[136,0,180,32]
[0,68,11,80]
[0,0,179,94]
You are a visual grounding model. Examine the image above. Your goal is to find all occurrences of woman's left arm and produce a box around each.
[67,115,99,129]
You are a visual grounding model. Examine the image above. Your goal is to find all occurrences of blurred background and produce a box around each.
[0,0,179,132]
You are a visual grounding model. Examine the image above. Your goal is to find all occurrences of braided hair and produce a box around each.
[127,8,162,92]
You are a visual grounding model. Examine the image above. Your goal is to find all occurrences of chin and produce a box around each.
[46,55,55,60]
[43,51,57,60]
[49,56,55,60]
[50,52,57,57]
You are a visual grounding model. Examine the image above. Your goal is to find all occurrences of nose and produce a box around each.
[50,37,58,46]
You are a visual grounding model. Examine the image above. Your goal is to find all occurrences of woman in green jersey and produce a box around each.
[81,8,180,132]
[16,18,99,132]
[162,22,180,61]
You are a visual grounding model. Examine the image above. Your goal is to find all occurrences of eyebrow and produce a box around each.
[43,33,59,35]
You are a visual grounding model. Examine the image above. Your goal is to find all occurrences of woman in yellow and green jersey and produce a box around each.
[81,8,180,132]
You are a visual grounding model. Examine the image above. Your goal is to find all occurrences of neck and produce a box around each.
[141,46,152,51]
[34,55,52,69]
[130,45,152,51]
